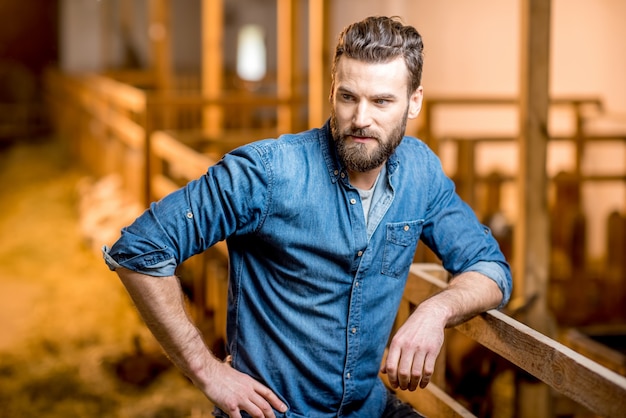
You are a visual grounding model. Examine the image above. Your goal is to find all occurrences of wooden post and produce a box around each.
[99,0,112,71]
[515,1,555,417]
[149,0,172,91]
[202,0,224,136]
[419,100,436,153]
[276,0,300,133]
[455,140,476,208]
[308,0,330,129]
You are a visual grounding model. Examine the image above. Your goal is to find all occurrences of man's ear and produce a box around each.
[407,86,424,119]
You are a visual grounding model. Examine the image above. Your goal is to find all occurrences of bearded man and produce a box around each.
[104,16,511,418]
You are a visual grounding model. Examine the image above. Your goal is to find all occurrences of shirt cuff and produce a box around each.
[466,261,512,309]
[102,245,122,271]
[101,245,178,277]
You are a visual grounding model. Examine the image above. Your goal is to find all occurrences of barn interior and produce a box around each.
[0,1,625,417]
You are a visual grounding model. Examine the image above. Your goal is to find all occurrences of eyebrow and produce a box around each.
[336,86,398,101]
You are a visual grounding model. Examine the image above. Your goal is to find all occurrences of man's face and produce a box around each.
[330,56,423,173]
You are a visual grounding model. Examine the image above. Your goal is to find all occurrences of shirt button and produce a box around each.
[334,169,339,175]
[404,225,410,231]
[346,373,351,379]
[187,212,193,219]
[351,327,357,334]
[357,250,363,257]
[350,198,357,204]
[341,172,346,178]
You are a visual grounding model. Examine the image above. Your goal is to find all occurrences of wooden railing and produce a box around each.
[44,70,303,207]
[418,96,604,151]
[417,95,620,207]
[45,71,149,205]
[392,264,626,418]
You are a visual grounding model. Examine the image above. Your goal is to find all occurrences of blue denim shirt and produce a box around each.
[103,121,511,417]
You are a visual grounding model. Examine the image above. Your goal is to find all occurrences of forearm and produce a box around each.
[115,268,220,388]
[417,270,503,328]
[383,271,503,390]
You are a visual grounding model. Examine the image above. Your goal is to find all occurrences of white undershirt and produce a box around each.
[355,168,384,225]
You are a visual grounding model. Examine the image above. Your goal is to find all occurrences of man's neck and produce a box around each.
[349,165,384,190]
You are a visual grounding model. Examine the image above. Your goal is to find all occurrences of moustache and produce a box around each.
[343,128,380,141]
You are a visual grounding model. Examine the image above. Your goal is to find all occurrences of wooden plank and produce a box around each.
[276,0,299,133]
[516,1,553,416]
[107,82,147,113]
[439,134,626,143]
[107,112,146,150]
[149,0,172,91]
[201,0,224,136]
[454,140,476,207]
[87,75,147,112]
[406,265,626,418]
[421,95,601,108]
[308,0,330,129]
[151,130,216,179]
[457,314,626,418]
[151,174,179,199]
[146,92,300,107]
[564,328,626,376]
[379,362,476,418]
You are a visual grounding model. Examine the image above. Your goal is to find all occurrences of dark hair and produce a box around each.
[331,16,424,95]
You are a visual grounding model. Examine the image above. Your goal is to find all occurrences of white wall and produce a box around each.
[552,0,626,116]
[59,0,104,72]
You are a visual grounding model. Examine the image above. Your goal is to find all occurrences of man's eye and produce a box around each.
[341,94,354,101]
[375,99,389,105]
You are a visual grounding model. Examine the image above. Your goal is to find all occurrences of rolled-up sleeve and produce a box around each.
[417,146,512,309]
[102,144,271,277]
[102,242,178,277]
[101,192,189,277]
[465,260,512,308]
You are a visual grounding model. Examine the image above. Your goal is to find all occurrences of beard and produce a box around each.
[330,109,408,173]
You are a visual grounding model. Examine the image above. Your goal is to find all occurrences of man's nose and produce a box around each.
[352,101,372,128]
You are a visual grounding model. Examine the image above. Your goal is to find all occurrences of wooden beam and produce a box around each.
[99,0,113,70]
[408,265,626,418]
[515,1,554,417]
[379,357,477,418]
[201,0,224,136]
[276,0,300,133]
[149,0,172,91]
[308,0,330,129]
[151,130,216,179]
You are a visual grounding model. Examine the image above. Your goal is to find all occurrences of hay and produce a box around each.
[0,138,213,417]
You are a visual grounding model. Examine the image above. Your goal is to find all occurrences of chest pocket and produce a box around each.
[381,220,424,278]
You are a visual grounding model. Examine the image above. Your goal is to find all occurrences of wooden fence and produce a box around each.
[392,264,626,418]
[44,69,302,207]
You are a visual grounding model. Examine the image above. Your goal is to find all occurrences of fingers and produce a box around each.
[413,353,436,390]
[423,353,438,388]
[380,347,400,388]
[210,363,288,418]
[224,390,277,418]
[215,369,287,418]
[221,384,287,418]
[254,384,288,415]
[383,348,436,391]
